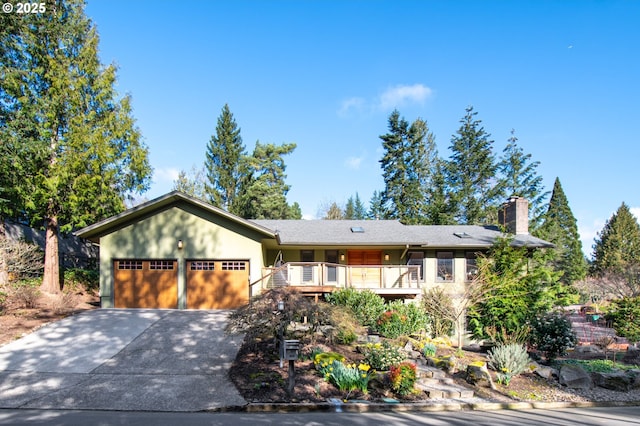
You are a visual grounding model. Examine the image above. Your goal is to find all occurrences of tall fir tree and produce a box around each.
[424,158,456,225]
[497,130,548,230]
[205,104,246,212]
[367,190,385,220]
[379,110,433,224]
[591,202,640,275]
[0,0,152,292]
[446,106,500,225]
[535,177,587,285]
[344,197,355,220]
[236,142,298,219]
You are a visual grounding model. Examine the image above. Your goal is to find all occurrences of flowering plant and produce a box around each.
[360,341,406,370]
[317,360,373,395]
[388,362,417,395]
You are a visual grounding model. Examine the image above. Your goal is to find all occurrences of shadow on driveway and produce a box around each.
[0,309,247,411]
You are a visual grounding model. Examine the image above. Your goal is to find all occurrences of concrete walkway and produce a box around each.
[0,309,247,412]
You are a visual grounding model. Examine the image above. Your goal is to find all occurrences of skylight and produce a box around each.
[350,226,365,233]
[454,232,472,239]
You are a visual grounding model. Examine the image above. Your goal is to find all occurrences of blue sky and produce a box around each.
[84,0,640,257]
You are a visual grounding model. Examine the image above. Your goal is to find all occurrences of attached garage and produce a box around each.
[76,192,275,309]
[186,260,249,309]
[114,259,178,308]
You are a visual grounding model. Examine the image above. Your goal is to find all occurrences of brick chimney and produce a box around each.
[498,196,529,235]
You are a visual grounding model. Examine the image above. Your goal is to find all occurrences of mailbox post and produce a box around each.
[280,338,300,394]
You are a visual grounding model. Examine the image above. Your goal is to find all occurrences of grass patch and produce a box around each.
[556,359,636,373]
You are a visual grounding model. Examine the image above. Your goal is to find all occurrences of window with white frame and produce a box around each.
[436,252,454,282]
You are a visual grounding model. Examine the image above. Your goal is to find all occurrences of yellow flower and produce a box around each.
[358,364,371,372]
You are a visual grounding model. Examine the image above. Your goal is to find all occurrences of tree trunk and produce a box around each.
[0,219,7,286]
[41,216,61,293]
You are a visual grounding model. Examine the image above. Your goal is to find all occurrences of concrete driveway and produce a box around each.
[0,309,247,412]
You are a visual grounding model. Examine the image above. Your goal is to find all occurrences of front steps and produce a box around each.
[415,365,475,399]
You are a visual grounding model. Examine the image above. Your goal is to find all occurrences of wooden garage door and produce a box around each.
[187,260,249,309]
[114,260,178,308]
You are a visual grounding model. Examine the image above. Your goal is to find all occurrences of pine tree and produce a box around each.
[535,177,587,285]
[205,104,246,212]
[344,197,355,220]
[446,106,500,225]
[367,191,385,220]
[1,0,152,293]
[236,142,298,219]
[424,159,456,225]
[379,110,432,224]
[497,130,548,230]
[592,202,640,275]
[353,193,367,220]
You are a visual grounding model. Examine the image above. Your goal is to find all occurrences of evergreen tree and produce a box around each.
[205,104,246,212]
[236,142,298,219]
[379,110,432,224]
[1,0,152,293]
[353,193,367,220]
[497,130,548,230]
[592,202,640,276]
[535,177,587,285]
[424,159,456,225]
[344,197,355,220]
[446,106,500,225]
[367,190,385,220]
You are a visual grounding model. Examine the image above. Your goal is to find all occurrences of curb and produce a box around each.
[217,399,640,414]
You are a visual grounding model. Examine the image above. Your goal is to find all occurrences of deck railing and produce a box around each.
[253,262,421,293]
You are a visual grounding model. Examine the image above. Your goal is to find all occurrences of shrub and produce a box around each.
[605,296,640,344]
[421,287,455,337]
[374,301,430,338]
[0,290,6,313]
[325,288,386,328]
[422,342,437,357]
[529,311,577,361]
[63,268,99,292]
[317,360,373,395]
[388,362,417,395]
[360,341,406,371]
[313,351,346,368]
[11,278,41,308]
[487,343,530,386]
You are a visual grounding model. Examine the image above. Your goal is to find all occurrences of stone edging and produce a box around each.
[214,399,640,413]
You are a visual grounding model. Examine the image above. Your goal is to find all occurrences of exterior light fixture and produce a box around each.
[384,253,390,261]
[340,253,345,261]
[177,240,183,249]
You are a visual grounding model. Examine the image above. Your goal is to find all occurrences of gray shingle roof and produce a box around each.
[252,220,553,248]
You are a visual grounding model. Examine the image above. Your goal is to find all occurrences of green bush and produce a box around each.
[605,296,640,344]
[388,361,417,395]
[422,342,437,357]
[374,301,430,338]
[325,288,386,328]
[0,290,7,313]
[360,341,406,371]
[63,268,99,292]
[487,343,531,386]
[529,311,577,361]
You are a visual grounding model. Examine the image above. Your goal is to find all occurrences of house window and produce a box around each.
[436,252,454,282]
[465,252,479,281]
[190,261,216,271]
[407,252,424,281]
[221,261,246,271]
[149,260,174,270]
[118,260,142,270]
[301,250,314,282]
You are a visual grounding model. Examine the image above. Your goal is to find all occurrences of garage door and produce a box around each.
[187,260,249,309]
[114,260,178,308]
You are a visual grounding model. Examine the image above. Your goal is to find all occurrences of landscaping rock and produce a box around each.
[559,364,593,389]
[592,371,634,391]
[426,355,458,374]
[575,345,604,355]
[623,345,640,366]
[465,361,496,390]
[529,361,557,380]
